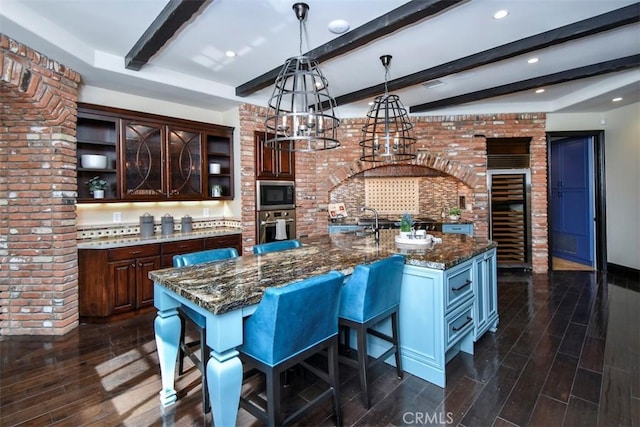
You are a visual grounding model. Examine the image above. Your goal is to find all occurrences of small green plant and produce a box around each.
[400,212,414,232]
[449,207,461,216]
[87,176,108,193]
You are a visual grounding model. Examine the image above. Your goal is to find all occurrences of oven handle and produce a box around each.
[260,218,295,226]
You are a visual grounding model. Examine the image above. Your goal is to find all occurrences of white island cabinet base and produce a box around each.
[363,248,498,388]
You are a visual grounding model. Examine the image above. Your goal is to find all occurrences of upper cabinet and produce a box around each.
[76,104,234,203]
[76,110,119,201]
[121,120,165,199]
[255,131,295,180]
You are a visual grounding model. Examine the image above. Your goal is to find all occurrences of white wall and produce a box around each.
[547,102,640,270]
[76,86,243,226]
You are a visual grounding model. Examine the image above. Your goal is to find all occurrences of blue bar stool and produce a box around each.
[172,247,238,413]
[338,254,405,409]
[252,239,302,255]
[238,271,344,426]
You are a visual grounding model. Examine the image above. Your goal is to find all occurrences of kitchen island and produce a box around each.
[150,230,497,426]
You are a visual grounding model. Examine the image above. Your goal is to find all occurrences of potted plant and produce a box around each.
[400,212,414,237]
[87,176,108,199]
[449,207,461,221]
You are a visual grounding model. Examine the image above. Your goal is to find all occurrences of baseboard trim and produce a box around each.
[607,263,640,280]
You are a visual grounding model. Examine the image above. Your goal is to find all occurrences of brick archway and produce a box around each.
[1,35,81,335]
[323,151,482,191]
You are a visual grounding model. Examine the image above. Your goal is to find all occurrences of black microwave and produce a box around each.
[256,180,295,210]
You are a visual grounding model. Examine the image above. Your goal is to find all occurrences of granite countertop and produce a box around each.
[77,227,241,249]
[328,218,473,226]
[149,229,496,315]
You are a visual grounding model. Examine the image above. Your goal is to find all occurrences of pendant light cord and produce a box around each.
[384,65,389,97]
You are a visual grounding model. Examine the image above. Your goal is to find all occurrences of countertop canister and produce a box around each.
[161,214,174,236]
[181,215,193,232]
[140,213,155,238]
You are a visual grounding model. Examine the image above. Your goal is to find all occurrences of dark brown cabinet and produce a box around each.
[206,132,234,200]
[79,243,160,320]
[205,234,243,255]
[255,131,294,180]
[76,104,234,202]
[76,110,119,201]
[78,233,242,321]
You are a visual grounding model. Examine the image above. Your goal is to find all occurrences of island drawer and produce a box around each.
[444,261,474,312]
[444,302,474,350]
[108,244,160,262]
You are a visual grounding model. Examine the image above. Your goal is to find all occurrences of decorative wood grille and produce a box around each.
[364,177,420,215]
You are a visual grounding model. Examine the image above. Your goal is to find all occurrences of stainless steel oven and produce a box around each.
[257,209,297,244]
[256,180,295,211]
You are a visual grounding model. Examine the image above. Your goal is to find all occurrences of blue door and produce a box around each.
[550,137,595,266]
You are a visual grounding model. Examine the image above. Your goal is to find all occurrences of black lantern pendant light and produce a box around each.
[360,55,416,162]
[264,3,340,152]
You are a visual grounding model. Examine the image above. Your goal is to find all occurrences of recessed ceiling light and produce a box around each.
[225,51,236,58]
[527,57,539,64]
[328,19,350,34]
[535,89,545,94]
[493,10,509,19]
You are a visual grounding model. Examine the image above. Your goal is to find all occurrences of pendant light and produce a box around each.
[264,3,340,152]
[360,55,416,162]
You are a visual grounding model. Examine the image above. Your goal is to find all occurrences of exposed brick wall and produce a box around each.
[240,105,548,273]
[1,34,81,335]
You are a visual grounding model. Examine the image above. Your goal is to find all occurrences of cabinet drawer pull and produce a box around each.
[452,316,473,332]
[129,250,142,255]
[452,280,472,292]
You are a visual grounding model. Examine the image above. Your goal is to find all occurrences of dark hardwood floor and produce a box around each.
[1,268,638,426]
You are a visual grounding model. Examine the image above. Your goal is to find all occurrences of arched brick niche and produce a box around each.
[1,35,81,335]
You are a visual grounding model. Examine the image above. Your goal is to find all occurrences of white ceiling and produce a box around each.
[1,0,639,117]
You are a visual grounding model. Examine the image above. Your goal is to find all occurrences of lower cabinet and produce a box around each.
[79,243,160,320]
[473,247,498,340]
[79,233,242,321]
[361,248,498,388]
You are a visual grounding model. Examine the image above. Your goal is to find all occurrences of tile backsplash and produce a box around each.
[77,217,241,240]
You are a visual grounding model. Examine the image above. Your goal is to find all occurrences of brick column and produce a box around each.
[1,35,81,335]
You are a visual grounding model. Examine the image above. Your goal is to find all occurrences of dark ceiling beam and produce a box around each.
[235,0,466,97]
[334,3,640,107]
[125,0,209,71]
[409,54,640,112]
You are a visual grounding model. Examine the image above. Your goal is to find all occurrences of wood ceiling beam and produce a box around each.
[235,0,466,97]
[125,0,209,71]
[334,3,640,107]
[409,55,640,112]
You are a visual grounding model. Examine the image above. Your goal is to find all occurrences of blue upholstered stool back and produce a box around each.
[173,247,238,267]
[252,239,303,255]
[173,248,239,327]
[240,271,344,366]
[339,255,405,323]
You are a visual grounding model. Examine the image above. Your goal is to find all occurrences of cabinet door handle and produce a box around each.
[452,316,473,332]
[131,263,136,268]
[452,280,472,292]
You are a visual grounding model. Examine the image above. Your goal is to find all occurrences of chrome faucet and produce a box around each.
[361,206,379,241]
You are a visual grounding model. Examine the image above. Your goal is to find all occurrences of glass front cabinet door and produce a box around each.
[122,120,165,199]
[167,127,202,198]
